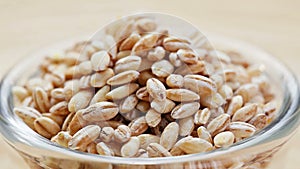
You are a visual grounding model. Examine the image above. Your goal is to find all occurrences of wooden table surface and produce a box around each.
[0,0,299,168]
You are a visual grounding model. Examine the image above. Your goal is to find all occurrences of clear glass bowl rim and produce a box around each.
[0,33,300,165]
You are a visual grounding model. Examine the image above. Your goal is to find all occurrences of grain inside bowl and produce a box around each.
[12,16,277,158]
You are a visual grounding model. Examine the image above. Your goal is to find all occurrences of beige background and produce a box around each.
[0,0,299,168]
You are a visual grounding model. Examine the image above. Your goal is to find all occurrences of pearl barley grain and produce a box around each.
[13,16,277,159]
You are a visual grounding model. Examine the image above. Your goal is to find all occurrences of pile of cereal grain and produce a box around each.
[13,17,276,158]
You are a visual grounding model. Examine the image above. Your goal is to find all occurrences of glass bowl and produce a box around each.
[0,25,300,169]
